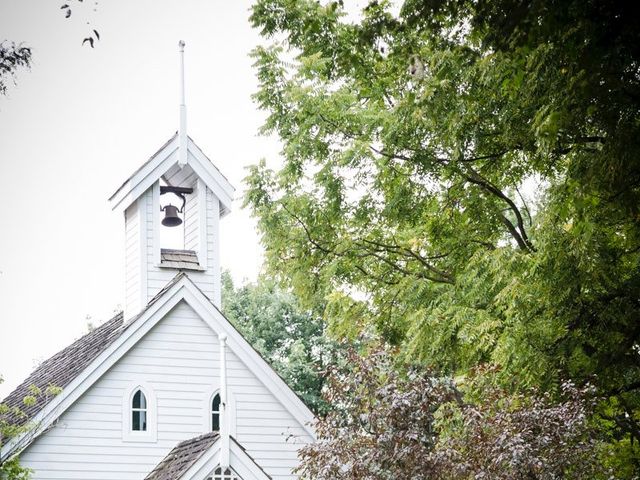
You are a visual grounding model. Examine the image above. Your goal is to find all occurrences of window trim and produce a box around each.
[204,386,236,436]
[122,382,157,442]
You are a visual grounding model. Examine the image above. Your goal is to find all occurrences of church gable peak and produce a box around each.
[108,133,234,216]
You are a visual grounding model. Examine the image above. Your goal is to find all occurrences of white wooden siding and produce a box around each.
[20,301,312,479]
[206,187,221,307]
[124,201,141,319]
[124,159,223,318]
[184,179,199,253]
[163,166,200,255]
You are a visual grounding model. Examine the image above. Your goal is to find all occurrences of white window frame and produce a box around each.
[122,382,157,442]
[203,386,236,436]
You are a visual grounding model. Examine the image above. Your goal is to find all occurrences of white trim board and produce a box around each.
[182,437,272,480]
[109,134,234,215]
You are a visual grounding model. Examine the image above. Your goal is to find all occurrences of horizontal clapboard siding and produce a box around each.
[20,301,312,479]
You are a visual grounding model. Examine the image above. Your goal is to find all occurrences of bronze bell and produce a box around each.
[161,204,182,227]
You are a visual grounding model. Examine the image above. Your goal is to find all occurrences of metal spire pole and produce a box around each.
[178,40,187,168]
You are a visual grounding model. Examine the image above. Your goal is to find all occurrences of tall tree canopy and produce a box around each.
[247,0,640,468]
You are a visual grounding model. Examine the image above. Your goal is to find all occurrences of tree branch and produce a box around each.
[461,167,536,252]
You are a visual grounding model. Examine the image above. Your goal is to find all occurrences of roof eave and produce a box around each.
[108,134,235,215]
[177,436,272,480]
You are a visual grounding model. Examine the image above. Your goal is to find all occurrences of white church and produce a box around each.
[0,43,316,480]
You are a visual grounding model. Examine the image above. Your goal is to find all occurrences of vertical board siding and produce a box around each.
[145,184,156,304]
[124,202,141,318]
[183,178,199,252]
[126,174,222,316]
[141,184,218,306]
[207,188,221,307]
[20,301,312,480]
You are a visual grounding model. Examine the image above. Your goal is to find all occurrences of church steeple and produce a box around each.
[109,42,234,319]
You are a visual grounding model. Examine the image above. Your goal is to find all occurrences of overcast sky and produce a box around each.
[0,1,284,397]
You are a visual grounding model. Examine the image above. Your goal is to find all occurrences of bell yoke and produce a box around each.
[160,185,193,227]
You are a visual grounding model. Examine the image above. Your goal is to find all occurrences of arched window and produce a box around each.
[211,393,221,432]
[123,383,156,442]
[209,466,241,480]
[203,388,235,435]
[132,389,147,431]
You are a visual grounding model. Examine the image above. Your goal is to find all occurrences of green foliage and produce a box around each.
[221,272,335,413]
[247,0,640,473]
[0,375,62,478]
[0,457,31,480]
[0,376,30,479]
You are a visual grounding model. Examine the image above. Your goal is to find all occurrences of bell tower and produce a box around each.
[109,42,234,319]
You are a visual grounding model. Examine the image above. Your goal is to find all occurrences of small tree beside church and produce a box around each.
[296,347,607,480]
[0,377,61,480]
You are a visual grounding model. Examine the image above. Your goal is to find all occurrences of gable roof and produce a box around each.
[145,432,220,480]
[148,434,272,480]
[109,133,234,215]
[1,313,126,428]
[1,273,315,462]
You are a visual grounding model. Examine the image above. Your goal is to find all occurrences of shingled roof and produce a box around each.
[160,249,204,271]
[145,432,219,480]
[1,313,126,427]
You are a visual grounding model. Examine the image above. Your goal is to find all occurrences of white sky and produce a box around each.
[0,1,282,397]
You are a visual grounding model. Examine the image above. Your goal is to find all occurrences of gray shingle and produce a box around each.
[160,249,205,271]
[1,313,126,427]
[145,432,219,480]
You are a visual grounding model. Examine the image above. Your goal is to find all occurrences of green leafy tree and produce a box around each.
[222,272,334,413]
[246,0,640,471]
